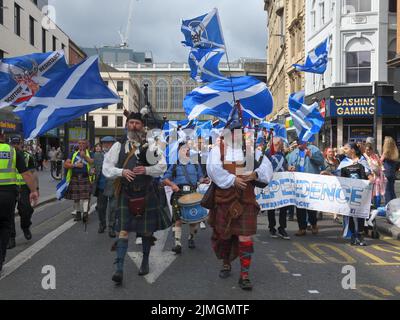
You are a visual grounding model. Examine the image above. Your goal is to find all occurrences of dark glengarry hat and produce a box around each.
[127,112,144,123]
[100,136,116,143]
[10,136,22,145]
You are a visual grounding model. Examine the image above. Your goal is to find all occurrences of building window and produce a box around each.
[117,102,123,110]
[14,4,21,36]
[0,0,4,25]
[388,39,397,83]
[0,50,4,60]
[102,116,108,127]
[117,81,123,92]
[185,79,197,95]
[172,79,184,111]
[389,0,397,13]
[42,28,47,53]
[52,36,57,51]
[345,51,371,83]
[29,16,35,46]
[320,2,325,24]
[117,116,123,127]
[345,0,371,13]
[156,79,168,111]
[61,43,65,51]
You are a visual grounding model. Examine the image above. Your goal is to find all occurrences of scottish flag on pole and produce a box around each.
[293,38,329,74]
[288,91,324,143]
[0,51,69,109]
[188,47,227,83]
[184,76,273,122]
[13,56,121,140]
[181,8,226,49]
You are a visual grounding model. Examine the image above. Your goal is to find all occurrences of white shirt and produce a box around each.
[102,141,167,179]
[206,144,274,189]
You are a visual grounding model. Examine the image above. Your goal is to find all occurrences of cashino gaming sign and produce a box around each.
[331,97,375,117]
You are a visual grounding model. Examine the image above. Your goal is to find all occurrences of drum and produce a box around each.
[177,192,209,224]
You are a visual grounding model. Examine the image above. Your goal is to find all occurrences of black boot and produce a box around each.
[112,238,128,285]
[138,236,151,276]
[74,212,82,221]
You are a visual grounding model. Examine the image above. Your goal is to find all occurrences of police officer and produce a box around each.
[0,129,39,273]
[7,136,38,249]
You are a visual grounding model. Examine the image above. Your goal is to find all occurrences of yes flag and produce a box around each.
[14,56,121,140]
[181,8,225,49]
[184,76,273,122]
[0,51,69,109]
[288,91,324,143]
[293,38,329,74]
[189,47,227,83]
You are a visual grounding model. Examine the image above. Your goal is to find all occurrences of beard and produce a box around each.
[128,129,146,143]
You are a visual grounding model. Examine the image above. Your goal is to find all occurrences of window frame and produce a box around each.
[344,0,371,14]
[345,50,371,84]
[102,116,108,127]
[14,3,21,36]
[29,16,35,46]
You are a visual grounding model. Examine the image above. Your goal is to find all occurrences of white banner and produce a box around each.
[255,172,372,218]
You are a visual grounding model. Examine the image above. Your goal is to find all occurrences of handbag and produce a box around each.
[128,197,146,217]
[200,182,216,209]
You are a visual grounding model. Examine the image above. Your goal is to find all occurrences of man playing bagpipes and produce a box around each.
[103,112,171,285]
[205,102,274,291]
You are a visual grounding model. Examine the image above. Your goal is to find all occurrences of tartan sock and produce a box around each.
[239,240,254,279]
[115,238,128,273]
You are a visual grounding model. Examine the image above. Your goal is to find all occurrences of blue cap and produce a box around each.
[100,136,116,143]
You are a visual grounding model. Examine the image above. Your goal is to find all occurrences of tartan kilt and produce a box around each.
[208,202,259,239]
[65,175,92,200]
[116,188,172,235]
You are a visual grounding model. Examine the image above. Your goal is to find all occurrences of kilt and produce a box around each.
[208,202,259,239]
[65,175,92,200]
[115,185,172,235]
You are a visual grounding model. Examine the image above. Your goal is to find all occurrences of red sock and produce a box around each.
[239,240,253,279]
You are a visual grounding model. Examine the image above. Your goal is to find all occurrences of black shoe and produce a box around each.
[238,277,253,291]
[277,228,290,240]
[269,228,278,238]
[108,229,116,238]
[112,270,123,285]
[351,236,367,246]
[188,239,196,249]
[74,212,82,221]
[219,265,231,279]
[138,258,149,276]
[7,238,16,250]
[172,245,182,254]
[98,225,106,234]
[23,229,32,240]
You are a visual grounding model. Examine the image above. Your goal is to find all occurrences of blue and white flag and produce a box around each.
[13,56,121,140]
[184,76,273,122]
[293,38,329,74]
[259,122,288,142]
[288,91,324,143]
[181,8,225,49]
[56,178,68,200]
[189,47,227,83]
[0,51,69,109]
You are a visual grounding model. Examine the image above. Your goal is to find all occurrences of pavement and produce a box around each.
[1,202,400,300]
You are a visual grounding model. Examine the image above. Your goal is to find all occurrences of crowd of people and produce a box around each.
[1,114,400,291]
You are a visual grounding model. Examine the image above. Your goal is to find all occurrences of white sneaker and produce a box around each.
[200,222,206,230]
[136,237,142,245]
[71,210,76,216]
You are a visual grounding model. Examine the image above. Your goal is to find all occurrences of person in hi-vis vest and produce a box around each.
[0,129,38,274]
[7,136,38,250]
[64,140,94,224]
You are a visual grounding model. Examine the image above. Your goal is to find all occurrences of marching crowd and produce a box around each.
[1,114,399,292]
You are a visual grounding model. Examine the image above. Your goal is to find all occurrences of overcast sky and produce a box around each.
[50,0,267,62]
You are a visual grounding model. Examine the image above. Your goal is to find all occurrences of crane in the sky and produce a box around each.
[118,0,137,48]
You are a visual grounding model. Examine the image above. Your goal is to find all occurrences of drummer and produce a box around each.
[163,142,210,254]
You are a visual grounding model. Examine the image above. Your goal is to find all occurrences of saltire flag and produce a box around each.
[56,178,68,200]
[288,91,324,143]
[293,38,329,74]
[184,76,273,122]
[188,47,227,83]
[181,8,226,50]
[259,122,288,142]
[0,51,69,109]
[13,56,121,140]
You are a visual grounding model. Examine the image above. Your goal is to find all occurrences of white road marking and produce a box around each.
[0,204,96,281]
[292,274,302,277]
[308,290,320,294]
